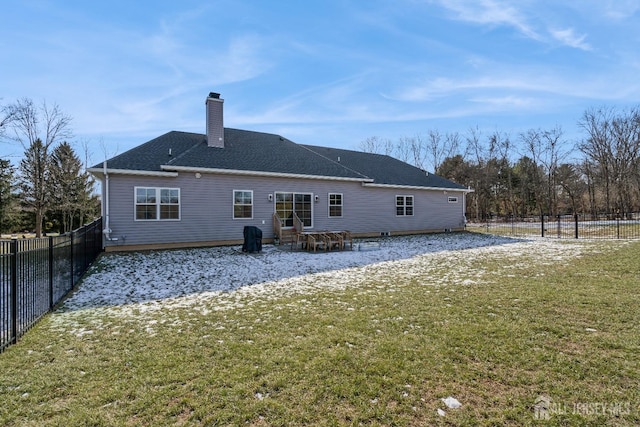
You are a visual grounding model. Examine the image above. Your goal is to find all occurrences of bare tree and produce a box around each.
[9,99,72,236]
[463,126,496,220]
[579,160,598,216]
[358,136,394,156]
[609,107,640,216]
[426,130,461,173]
[490,131,517,216]
[540,126,568,216]
[409,134,427,170]
[1,102,18,138]
[556,163,586,214]
[394,136,414,164]
[578,107,615,214]
[392,134,428,170]
[578,107,640,215]
[519,126,568,216]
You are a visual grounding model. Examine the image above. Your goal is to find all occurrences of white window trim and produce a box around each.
[274,191,314,229]
[233,189,254,220]
[396,195,414,217]
[134,186,181,221]
[448,196,459,203]
[328,193,343,218]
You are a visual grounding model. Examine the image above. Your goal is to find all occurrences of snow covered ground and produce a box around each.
[59,233,518,311]
[50,232,604,335]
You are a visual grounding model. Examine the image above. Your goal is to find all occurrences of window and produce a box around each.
[233,190,253,219]
[275,192,312,228]
[135,187,180,220]
[396,195,414,216]
[448,196,459,203]
[328,193,343,217]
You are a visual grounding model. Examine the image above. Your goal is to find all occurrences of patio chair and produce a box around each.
[324,232,344,250]
[307,233,326,252]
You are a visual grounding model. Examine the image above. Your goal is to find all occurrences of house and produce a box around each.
[88,92,472,251]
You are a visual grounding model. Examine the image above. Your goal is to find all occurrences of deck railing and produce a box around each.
[273,212,283,242]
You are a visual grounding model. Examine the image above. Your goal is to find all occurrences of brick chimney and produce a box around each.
[206,92,224,148]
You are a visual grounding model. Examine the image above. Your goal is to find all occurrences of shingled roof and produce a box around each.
[303,144,468,189]
[94,128,468,190]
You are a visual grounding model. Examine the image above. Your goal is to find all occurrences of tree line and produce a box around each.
[0,98,99,237]
[359,106,640,221]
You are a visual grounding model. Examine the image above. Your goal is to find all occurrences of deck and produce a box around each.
[273,213,353,252]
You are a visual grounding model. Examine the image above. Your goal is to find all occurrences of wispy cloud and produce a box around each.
[431,0,541,41]
[432,0,597,51]
[216,35,274,83]
[600,0,640,20]
[469,95,537,109]
[231,75,374,125]
[549,27,591,51]
[390,75,549,102]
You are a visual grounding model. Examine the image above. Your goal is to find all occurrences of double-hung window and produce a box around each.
[328,193,343,217]
[135,187,180,220]
[396,195,414,216]
[233,190,253,219]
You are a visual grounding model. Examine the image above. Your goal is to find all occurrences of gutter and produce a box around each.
[362,182,474,192]
[87,167,179,177]
[160,165,373,183]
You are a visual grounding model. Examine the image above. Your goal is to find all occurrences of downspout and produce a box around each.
[463,188,469,228]
[102,160,118,241]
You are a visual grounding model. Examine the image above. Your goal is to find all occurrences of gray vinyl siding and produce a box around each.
[102,171,467,248]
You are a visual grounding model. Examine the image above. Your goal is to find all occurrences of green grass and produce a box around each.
[1,237,639,426]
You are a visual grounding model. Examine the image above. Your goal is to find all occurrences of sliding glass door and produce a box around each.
[275,192,312,228]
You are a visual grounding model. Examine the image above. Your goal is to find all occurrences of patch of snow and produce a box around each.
[48,233,596,334]
[442,396,462,409]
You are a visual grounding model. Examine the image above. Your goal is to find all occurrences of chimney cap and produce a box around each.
[208,92,221,99]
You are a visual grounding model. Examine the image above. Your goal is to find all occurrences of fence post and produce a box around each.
[557,215,561,238]
[617,217,620,239]
[2,218,104,352]
[574,214,579,239]
[69,232,74,288]
[84,227,88,271]
[49,237,54,309]
[541,214,545,237]
[10,239,17,345]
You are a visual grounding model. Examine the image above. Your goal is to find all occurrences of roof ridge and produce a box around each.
[300,145,372,180]
[165,136,205,166]
[302,143,400,163]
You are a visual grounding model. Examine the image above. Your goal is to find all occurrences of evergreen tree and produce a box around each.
[9,99,72,236]
[49,142,98,232]
[19,139,49,236]
[0,159,19,233]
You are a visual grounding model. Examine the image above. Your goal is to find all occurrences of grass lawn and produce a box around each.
[1,235,639,426]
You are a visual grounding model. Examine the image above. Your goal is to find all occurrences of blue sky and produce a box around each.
[2,0,639,167]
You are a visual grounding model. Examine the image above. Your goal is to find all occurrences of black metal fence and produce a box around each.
[1,218,103,353]
[468,213,640,239]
